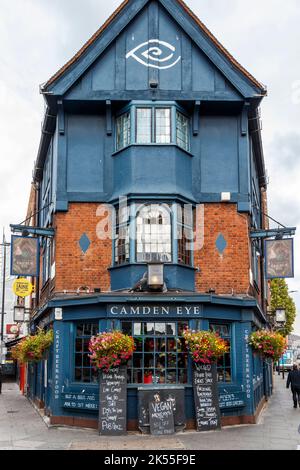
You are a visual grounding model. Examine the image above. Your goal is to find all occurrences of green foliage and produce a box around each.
[270,279,296,336]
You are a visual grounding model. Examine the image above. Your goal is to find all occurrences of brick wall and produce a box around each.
[54,203,112,293]
[195,203,251,295]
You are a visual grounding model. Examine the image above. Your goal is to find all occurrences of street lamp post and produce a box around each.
[0,231,11,364]
[274,308,286,380]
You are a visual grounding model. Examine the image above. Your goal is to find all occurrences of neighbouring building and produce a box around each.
[17,0,273,429]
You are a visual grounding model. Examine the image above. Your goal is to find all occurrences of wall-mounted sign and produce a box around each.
[6,324,19,335]
[126,39,181,70]
[108,304,203,317]
[265,238,294,279]
[11,236,39,277]
[12,278,33,298]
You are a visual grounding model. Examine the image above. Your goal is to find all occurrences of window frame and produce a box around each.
[73,322,99,384]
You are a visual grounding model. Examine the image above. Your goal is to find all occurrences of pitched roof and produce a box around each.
[43,0,266,94]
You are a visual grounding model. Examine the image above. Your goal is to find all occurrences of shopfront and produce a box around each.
[30,295,271,430]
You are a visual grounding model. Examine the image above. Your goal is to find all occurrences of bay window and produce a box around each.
[116,103,190,151]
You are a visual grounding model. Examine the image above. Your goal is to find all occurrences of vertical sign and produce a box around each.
[99,367,127,435]
[244,328,252,403]
[193,363,221,431]
[54,329,61,401]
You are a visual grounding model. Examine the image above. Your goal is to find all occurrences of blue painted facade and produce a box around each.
[25,0,272,429]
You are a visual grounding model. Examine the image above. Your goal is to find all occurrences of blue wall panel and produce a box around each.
[66,114,105,193]
[200,116,239,193]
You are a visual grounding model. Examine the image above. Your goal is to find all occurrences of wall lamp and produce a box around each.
[147,263,164,291]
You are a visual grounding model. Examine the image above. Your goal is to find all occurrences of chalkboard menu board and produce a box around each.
[138,387,185,434]
[193,364,221,431]
[99,366,127,435]
[149,396,175,436]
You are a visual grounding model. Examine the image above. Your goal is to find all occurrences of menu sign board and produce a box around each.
[138,387,185,433]
[149,395,175,436]
[193,364,221,431]
[99,367,127,435]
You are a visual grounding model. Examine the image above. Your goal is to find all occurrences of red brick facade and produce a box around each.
[195,203,251,295]
[53,203,112,294]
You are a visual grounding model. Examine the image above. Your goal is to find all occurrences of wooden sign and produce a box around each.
[138,387,185,433]
[149,394,175,436]
[193,363,221,431]
[99,366,127,435]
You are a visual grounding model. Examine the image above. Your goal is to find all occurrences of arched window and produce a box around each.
[136,204,172,263]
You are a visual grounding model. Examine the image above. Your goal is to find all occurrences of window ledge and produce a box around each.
[112,143,194,158]
[108,263,196,271]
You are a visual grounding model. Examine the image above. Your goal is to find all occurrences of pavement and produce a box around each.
[0,374,300,450]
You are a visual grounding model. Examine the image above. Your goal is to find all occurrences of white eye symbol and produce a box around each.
[126,39,181,70]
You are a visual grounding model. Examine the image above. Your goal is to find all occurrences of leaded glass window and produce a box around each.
[136,204,172,263]
[116,112,131,150]
[114,205,130,265]
[136,108,152,144]
[176,110,189,151]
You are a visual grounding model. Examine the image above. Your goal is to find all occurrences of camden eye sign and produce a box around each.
[107,304,203,317]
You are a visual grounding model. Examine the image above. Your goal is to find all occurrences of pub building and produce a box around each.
[16,0,273,430]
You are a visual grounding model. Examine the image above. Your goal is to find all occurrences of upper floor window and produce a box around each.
[116,111,131,151]
[136,204,172,263]
[116,103,190,152]
[113,202,194,267]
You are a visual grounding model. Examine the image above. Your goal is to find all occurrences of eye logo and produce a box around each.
[126,39,181,70]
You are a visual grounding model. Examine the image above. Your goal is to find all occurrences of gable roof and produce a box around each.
[42,0,267,95]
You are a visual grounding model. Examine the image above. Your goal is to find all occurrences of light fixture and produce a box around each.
[148,263,164,290]
[275,308,286,324]
[13,305,25,322]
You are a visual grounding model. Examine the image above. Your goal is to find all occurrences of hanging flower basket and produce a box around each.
[248,330,287,361]
[89,330,135,373]
[183,329,229,365]
[11,329,53,363]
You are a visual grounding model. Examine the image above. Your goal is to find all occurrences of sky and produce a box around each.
[0,0,300,333]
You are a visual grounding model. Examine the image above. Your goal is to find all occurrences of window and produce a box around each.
[116,112,131,150]
[210,323,232,383]
[116,104,190,150]
[176,111,189,151]
[136,108,152,144]
[114,206,130,265]
[74,323,99,383]
[177,205,193,266]
[155,108,171,144]
[42,238,51,285]
[122,321,189,384]
[136,204,172,263]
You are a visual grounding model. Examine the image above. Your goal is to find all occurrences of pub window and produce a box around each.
[122,321,189,385]
[177,205,194,266]
[74,323,99,383]
[176,111,190,151]
[116,111,131,151]
[114,205,130,265]
[210,323,232,383]
[136,204,172,263]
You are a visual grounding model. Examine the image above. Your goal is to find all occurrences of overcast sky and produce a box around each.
[0,0,300,333]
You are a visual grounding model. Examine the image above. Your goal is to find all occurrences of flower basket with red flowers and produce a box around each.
[11,329,53,363]
[88,330,135,372]
[183,329,229,364]
[248,330,287,361]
